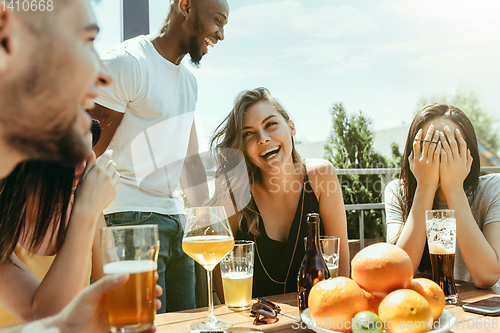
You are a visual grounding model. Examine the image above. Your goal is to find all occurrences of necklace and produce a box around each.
[253,176,306,294]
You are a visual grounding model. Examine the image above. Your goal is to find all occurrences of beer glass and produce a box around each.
[304,236,340,278]
[319,236,340,278]
[101,225,160,333]
[182,207,234,330]
[220,240,254,310]
[425,209,459,304]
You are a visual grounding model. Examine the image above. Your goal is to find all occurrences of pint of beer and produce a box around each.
[425,210,458,304]
[102,225,159,333]
[220,240,254,310]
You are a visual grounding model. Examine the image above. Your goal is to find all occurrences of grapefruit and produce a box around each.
[410,278,445,321]
[351,243,413,297]
[309,277,368,333]
[378,289,433,333]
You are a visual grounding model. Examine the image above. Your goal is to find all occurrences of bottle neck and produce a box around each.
[306,221,321,254]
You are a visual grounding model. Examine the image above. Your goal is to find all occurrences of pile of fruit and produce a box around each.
[308,243,445,333]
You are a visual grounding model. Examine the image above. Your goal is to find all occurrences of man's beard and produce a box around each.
[188,14,204,67]
[1,52,89,167]
[5,121,89,167]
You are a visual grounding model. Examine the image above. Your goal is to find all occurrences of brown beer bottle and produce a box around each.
[297,213,330,312]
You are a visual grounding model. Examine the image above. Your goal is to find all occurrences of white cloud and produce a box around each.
[325,57,371,75]
[382,0,500,22]
[409,49,500,77]
[194,67,282,79]
[228,1,378,40]
[372,39,439,56]
[285,43,349,65]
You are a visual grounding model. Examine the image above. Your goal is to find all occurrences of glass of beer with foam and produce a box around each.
[425,209,458,304]
[101,225,159,333]
[221,240,254,310]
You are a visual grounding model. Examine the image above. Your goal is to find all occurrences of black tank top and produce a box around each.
[235,173,325,297]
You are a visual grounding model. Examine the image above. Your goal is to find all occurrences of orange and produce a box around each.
[410,278,445,321]
[351,243,413,297]
[378,289,433,333]
[362,289,384,315]
[309,277,368,333]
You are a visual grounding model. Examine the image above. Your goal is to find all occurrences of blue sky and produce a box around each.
[93,0,500,144]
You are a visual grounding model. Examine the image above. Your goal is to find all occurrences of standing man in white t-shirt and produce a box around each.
[88,0,230,313]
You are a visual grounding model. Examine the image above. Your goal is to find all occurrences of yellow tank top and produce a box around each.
[0,244,92,327]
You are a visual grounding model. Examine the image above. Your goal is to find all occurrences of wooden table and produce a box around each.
[156,281,500,332]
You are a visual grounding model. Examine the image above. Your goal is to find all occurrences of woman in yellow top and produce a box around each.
[0,120,119,326]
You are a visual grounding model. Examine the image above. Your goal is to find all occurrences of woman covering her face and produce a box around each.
[211,87,349,298]
[385,103,500,288]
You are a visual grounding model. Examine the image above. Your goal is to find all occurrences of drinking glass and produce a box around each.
[304,236,340,278]
[182,207,234,330]
[425,209,459,304]
[220,240,254,310]
[319,236,340,278]
[101,225,160,333]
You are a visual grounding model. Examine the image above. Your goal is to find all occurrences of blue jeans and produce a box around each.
[104,212,196,313]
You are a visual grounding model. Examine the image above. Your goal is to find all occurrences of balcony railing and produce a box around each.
[337,166,500,249]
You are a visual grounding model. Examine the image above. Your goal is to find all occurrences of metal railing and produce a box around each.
[337,166,500,249]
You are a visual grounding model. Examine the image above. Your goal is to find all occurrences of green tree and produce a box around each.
[417,89,500,153]
[324,103,395,239]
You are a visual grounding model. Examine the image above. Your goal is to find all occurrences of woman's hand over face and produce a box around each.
[438,126,472,192]
[74,150,119,217]
[409,125,441,191]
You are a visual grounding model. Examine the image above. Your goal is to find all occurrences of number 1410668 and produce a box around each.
[453,317,498,330]
[2,0,53,11]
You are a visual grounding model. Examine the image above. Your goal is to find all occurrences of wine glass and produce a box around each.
[182,206,234,330]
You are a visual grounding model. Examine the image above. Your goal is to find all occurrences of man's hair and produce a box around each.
[17,0,69,34]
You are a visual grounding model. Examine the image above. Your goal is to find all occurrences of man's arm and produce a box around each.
[179,121,209,207]
[87,104,124,157]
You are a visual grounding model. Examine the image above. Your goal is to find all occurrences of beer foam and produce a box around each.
[104,260,157,274]
[428,242,454,254]
[426,217,456,251]
[183,235,233,242]
[222,271,253,279]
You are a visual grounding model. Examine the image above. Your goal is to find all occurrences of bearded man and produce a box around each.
[0,1,158,332]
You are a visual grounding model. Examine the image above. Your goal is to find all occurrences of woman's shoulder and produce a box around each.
[386,178,402,191]
[476,173,500,197]
[303,159,338,200]
[478,173,500,185]
[304,158,335,176]
[384,178,403,202]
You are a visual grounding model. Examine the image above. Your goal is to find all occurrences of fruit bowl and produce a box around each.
[301,308,457,333]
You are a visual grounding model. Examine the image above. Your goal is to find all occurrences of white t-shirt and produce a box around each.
[95,35,198,215]
[385,173,500,282]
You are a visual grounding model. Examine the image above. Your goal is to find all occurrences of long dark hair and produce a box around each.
[0,119,102,263]
[398,104,480,222]
[210,87,301,236]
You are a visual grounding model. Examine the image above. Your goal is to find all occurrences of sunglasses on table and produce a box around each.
[250,297,282,325]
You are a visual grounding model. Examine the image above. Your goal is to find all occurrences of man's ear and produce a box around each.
[0,9,16,73]
[289,119,296,136]
[179,0,192,17]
